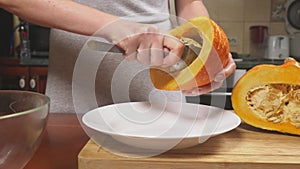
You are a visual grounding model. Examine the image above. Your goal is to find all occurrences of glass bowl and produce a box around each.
[0,90,50,169]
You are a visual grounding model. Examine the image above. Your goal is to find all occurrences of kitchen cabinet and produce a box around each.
[0,58,48,93]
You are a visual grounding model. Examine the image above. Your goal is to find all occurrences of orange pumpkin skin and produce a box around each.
[231,58,300,135]
[181,20,229,89]
[150,17,229,91]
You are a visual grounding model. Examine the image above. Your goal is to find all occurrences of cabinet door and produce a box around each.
[29,66,48,93]
[0,66,30,90]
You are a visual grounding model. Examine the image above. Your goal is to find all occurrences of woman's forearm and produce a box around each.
[0,0,118,35]
[175,0,209,23]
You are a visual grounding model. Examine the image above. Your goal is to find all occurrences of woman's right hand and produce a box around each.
[97,19,184,67]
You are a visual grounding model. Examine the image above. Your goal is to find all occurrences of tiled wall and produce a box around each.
[203,0,288,54]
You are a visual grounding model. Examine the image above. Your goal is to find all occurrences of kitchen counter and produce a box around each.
[24,113,300,169]
[20,58,49,66]
[235,58,284,70]
[233,54,300,70]
[0,57,48,66]
[24,113,89,169]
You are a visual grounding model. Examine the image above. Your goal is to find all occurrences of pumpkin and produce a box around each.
[150,16,230,90]
[231,58,300,135]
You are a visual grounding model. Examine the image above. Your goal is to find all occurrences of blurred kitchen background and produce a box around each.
[0,10,49,93]
[204,0,289,55]
[189,0,300,109]
[0,0,299,109]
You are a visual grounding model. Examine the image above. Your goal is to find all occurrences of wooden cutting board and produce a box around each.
[78,123,300,169]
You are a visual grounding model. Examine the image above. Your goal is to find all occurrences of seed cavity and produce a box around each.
[246,84,300,128]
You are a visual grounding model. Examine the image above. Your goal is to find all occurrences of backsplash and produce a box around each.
[203,0,288,54]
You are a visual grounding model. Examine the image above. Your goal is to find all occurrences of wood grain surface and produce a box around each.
[78,123,300,169]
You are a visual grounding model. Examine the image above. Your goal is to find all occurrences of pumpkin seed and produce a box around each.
[247,83,300,127]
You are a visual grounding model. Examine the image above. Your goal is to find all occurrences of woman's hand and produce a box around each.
[96,19,184,67]
[182,53,236,96]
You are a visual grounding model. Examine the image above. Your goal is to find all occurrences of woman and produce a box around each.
[0,0,236,113]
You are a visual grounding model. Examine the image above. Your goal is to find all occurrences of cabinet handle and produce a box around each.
[30,77,36,89]
[19,76,26,89]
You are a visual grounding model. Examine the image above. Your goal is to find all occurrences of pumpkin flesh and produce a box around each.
[150,16,229,91]
[232,58,300,135]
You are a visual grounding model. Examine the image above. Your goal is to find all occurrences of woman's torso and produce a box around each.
[46,0,185,113]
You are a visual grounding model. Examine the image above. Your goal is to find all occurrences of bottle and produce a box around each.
[249,26,268,60]
[19,20,31,61]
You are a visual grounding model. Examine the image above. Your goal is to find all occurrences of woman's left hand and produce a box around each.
[182,53,236,96]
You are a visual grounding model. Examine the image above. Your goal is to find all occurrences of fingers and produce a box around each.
[162,35,184,67]
[183,53,236,96]
[223,53,236,76]
[136,41,151,65]
[149,39,164,66]
[114,24,183,67]
[182,81,223,96]
[135,32,165,66]
[100,20,183,67]
[140,26,165,66]
[214,53,236,82]
[117,35,139,62]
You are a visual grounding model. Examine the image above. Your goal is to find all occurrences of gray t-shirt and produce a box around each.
[46,0,185,113]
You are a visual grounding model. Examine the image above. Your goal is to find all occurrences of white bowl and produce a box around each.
[82,102,240,157]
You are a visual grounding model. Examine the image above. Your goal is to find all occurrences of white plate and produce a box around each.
[82,102,241,153]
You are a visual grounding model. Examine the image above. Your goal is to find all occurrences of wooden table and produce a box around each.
[24,113,89,169]
[24,113,300,169]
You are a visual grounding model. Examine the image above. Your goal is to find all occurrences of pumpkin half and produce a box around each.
[231,58,300,135]
[150,16,230,90]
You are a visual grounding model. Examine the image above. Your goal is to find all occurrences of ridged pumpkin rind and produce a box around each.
[150,16,229,90]
[231,58,300,135]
